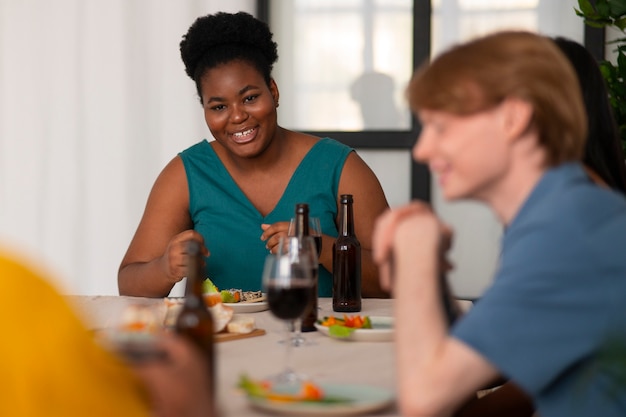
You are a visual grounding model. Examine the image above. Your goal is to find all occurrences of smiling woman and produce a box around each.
[117,11,390,300]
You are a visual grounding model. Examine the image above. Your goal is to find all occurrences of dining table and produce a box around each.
[66,295,473,416]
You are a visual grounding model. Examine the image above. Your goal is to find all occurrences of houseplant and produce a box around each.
[575,0,626,151]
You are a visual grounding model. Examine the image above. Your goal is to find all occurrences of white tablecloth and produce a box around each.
[67,296,401,416]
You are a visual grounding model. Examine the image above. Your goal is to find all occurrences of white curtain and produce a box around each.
[0,0,255,295]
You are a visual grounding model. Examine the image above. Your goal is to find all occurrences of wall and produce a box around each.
[0,0,255,295]
[0,0,588,297]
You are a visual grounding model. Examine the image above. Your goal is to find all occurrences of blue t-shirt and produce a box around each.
[452,163,626,417]
[179,138,352,296]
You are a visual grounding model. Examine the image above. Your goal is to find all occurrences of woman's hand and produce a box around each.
[160,230,209,284]
[260,222,291,254]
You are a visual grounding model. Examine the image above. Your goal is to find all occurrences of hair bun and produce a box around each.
[180,11,278,79]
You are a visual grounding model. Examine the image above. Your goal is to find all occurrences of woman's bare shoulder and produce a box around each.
[288,130,320,145]
[281,130,321,159]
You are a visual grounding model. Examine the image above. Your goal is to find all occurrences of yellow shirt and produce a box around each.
[0,251,150,417]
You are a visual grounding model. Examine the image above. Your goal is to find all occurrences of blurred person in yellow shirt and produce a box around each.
[0,247,212,417]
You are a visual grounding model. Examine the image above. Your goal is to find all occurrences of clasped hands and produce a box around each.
[372,201,453,293]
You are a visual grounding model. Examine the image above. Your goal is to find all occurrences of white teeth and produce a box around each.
[233,128,254,137]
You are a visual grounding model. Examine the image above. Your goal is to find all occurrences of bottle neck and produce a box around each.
[339,201,355,236]
[294,204,310,237]
[184,244,205,306]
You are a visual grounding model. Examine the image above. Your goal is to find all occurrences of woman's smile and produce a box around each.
[230,126,258,144]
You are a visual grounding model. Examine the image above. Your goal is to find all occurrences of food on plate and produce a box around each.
[238,374,351,404]
[203,292,222,307]
[220,289,241,303]
[118,304,160,334]
[211,303,234,333]
[318,315,372,338]
[164,297,256,334]
[202,278,265,304]
[226,315,256,334]
[319,315,372,329]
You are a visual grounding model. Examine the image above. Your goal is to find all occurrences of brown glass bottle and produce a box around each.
[294,203,319,332]
[175,241,216,416]
[333,194,362,312]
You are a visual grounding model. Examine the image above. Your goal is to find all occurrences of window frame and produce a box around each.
[256,0,431,201]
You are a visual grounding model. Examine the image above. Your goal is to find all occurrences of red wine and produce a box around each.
[267,284,312,320]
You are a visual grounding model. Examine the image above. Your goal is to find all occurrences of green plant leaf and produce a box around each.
[585,18,611,28]
[616,52,626,79]
[597,0,612,17]
[607,37,626,45]
[577,0,597,17]
[616,17,626,30]
[577,0,626,159]
[608,0,626,17]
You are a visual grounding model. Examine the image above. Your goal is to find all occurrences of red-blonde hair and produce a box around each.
[409,31,587,166]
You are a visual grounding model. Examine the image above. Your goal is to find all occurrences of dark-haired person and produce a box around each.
[118,12,389,298]
[373,31,626,417]
[554,37,626,194]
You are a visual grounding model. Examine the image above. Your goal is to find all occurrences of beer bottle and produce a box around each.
[333,194,362,312]
[294,203,319,332]
[175,240,215,416]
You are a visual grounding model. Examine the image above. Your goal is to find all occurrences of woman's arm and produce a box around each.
[337,152,390,298]
[118,157,206,297]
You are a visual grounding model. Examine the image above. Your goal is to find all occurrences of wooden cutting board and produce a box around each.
[164,300,266,342]
[215,328,266,343]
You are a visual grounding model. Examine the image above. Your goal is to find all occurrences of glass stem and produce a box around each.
[284,320,295,373]
[293,318,303,347]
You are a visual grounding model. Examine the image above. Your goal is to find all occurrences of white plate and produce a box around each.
[224,300,268,313]
[247,383,394,416]
[314,316,394,342]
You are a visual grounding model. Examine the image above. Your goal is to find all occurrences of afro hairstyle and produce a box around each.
[180,11,279,91]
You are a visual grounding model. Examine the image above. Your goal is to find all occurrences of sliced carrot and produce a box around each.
[301,382,324,400]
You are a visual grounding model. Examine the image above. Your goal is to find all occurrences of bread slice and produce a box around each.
[226,315,256,334]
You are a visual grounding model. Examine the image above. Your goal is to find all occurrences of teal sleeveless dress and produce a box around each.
[179,138,352,297]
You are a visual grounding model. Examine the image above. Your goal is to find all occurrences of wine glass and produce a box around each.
[309,217,322,256]
[262,237,314,384]
[287,217,321,346]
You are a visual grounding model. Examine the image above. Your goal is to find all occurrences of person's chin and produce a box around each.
[441,186,467,201]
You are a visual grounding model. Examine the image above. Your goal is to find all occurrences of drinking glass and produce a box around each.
[100,304,165,363]
[287,217,321,346]
[262,237,314,384]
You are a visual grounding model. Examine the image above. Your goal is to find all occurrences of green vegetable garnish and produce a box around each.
[220,290,236,303]
[202,278,218,294]
[328,325,356,338]
[237,374,352,404]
